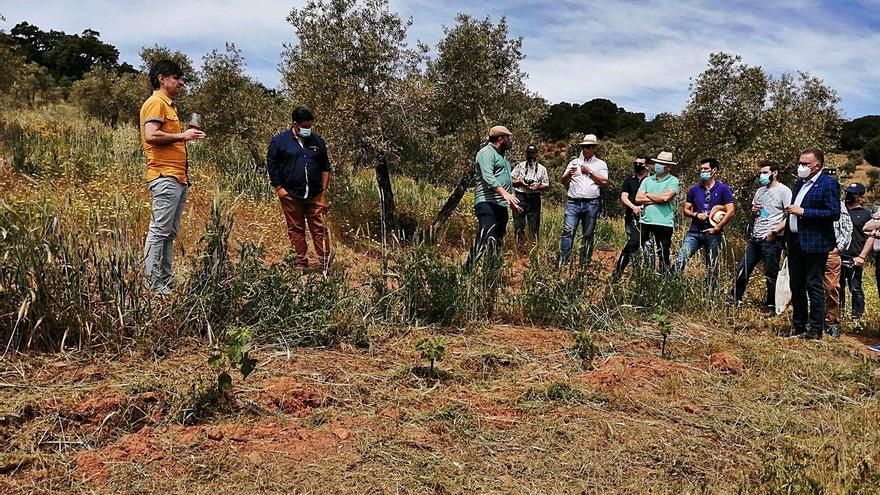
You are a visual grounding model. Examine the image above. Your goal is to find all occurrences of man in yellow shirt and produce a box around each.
[140,60,205,293]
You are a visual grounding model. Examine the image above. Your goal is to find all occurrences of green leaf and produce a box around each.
[217,372,233,391]
[239,354,257,379]
[207,353,224,367]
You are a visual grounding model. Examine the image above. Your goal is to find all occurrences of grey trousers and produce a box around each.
[143,177,188,292]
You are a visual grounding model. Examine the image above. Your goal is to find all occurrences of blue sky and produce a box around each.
[2,0,879,118]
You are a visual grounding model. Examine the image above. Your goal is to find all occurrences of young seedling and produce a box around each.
[652,309,673,358]
[415,336,446,374]
[572,330,599,370]
[208,326,258,392]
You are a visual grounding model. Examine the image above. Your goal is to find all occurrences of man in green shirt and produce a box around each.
[465,125,522,272]
[636,151,680,272]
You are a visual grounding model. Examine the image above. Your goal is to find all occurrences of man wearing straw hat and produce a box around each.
[558,134,609,264]
[464,125,522,272]
[636,151,680,272]
[672,158,735,287]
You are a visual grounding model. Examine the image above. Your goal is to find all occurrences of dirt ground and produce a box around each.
[2,316,879,494]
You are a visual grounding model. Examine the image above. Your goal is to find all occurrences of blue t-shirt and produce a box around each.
[686,181,734,232]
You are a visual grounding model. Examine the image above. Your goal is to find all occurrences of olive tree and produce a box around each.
[426,14,547,229]
[674,53,842,223]
[189,43,287,167]
[280,0,431,233]
[70,66,149,127]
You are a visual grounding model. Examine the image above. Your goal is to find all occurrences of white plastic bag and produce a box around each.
[775,257,791,315]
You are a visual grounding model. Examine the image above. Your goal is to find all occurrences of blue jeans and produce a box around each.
[558,199,600,264]
[674,231,722,286]
[143,177,189,293]
[732,237,783,309]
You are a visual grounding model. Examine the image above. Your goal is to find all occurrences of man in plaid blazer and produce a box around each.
[784,148,841,340]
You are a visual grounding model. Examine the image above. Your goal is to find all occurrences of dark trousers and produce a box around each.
[641,223,674,272]
[512,192,541,249]
[788,236,829,335]
[732,237,783,309]
[614,218,641,277]
[465,202,508,272]
[840,259,865,319]
[558,198,600,264]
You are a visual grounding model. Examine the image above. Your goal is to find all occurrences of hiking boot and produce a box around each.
[798,331,822,340]
[825,326,841,337]
[785,327,806,338]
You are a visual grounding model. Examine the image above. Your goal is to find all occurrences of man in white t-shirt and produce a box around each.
[731,161,792,311]
[558,134,609,264]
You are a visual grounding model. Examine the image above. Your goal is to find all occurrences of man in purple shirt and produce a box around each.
[673,158,735,287]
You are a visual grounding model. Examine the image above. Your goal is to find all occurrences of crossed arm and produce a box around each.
[636,188,676,205]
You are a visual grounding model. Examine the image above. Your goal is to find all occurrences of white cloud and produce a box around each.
[1,0,878,116]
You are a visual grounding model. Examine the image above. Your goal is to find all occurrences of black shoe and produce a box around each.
[786,328,806,338]
[798,332,822,340]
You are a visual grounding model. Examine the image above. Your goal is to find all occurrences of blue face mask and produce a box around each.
[758,173,771,186]
[297,127,312,138]
[700,171,712,181]
[654,164,666,174]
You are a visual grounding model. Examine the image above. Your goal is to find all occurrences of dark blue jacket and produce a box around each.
[267,130,331,200]
[786,171,840,253]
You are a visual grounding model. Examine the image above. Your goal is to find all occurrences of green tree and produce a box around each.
[426,14,547,229]
[70,66,149,127]
[865,136,880,167]
[5,22,124,86]
[189,43,287,167]
[674,53,841,222]
[840,115,880,151]
[281,0,430,234]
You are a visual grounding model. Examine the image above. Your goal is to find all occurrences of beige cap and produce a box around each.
[488,125,512,137]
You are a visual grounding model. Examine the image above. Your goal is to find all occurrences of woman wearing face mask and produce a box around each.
[730,161,792,311]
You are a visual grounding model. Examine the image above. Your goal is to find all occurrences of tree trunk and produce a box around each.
[375,150,397,233]
[431,166,475,236]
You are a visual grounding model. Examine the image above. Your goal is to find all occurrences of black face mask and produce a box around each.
[634,163,646,173]
[845,193,857,204]
[498,141,512,154]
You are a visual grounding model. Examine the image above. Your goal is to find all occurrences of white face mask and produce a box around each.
[797,164,811,179]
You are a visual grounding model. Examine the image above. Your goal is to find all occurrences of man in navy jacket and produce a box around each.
[784,148,840,339]
[267,107,332,270]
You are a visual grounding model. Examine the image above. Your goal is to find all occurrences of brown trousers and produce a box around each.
[824,249,841,327]
[279,194,330,269]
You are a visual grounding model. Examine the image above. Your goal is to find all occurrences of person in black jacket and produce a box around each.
[267,107,332,270]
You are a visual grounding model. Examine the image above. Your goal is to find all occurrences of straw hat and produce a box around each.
[709,205,727,227]
[579,134,599,146]
[650,151,677,166]
[488,125,512,137]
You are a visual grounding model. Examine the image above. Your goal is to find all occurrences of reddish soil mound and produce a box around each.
[256,377,323,415]
[56,388,166,427]
[74,420,354,486]
[709,352,745,374]
[585,355,689,389]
